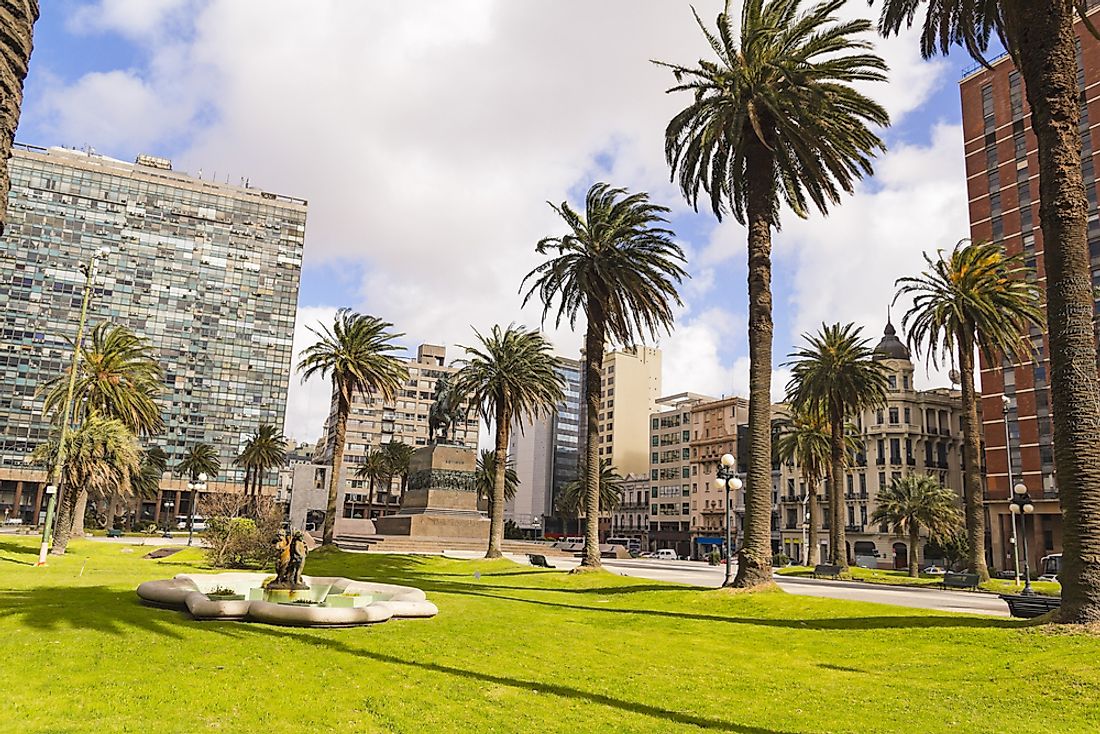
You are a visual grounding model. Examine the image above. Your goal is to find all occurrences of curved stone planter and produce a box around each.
[136,572,438,627]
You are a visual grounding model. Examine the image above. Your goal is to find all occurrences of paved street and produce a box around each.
[580,557,1010,616]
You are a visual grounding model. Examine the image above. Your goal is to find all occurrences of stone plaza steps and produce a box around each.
[334,534,573,558]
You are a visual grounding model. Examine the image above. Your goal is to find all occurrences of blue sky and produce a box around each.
[18,1,978,440]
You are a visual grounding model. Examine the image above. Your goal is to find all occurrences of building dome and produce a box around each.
[873,319,911,361]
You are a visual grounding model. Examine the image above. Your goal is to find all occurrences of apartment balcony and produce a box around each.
[889,457,902,466]
[906,456,916,466]
[855,454,867,467]
[845,524,864,533]
[875,457,886,466]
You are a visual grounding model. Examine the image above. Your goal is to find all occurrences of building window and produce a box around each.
[889,407,899,424]
[888,374,897,390]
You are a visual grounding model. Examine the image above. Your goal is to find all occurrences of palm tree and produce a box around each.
[656,0,888,587]
[896,240,1043,581]
[453,325,565,559]
[177,443,221,482]
[0,1,40,233]
[475,449,520,520]
[235,424,287,498]
[871,474,964,578]
[354,449,390,519]
[786,323,889,570]
[381,440,414,510]
[32,416,142,555]
[558,461,624,538]
[296,310,407,545]
[40,322,164,436]
[875,0,1100,628]
[522,183,686,568]
[774,406,832,567]
[109,445,167,530]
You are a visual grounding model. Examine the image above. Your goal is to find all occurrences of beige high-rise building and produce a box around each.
[776,321,966,569]
[313,344,480,534]
[688,396,750,558]
[648,392,714,556]
[596,346,662,476]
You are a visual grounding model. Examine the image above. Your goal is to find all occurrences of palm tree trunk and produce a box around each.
[807,478,820,567]
[1011,1,1100,624]
[829,410,848,570]
[366,477,375,520]
[734,140,776,588]
[957,329,990,581]
[322,388,350,545]
[0,0,39,233]
[106,493,119,530]
[908,525,920,578]
[50,480,77,555]
[70,489,88,537]
[486,407,509,559]
[580,306,606,569]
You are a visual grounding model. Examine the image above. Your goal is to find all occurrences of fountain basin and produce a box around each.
[136,572,438,627]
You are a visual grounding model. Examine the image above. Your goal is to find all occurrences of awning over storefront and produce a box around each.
[695,537,724,545]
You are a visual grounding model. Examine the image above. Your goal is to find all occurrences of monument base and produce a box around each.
[372,444,488,540]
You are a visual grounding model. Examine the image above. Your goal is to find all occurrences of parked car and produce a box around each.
[653,549,677,561]
[922,565,946,575]
[3,517,23,526]
[1038,574,1060,584]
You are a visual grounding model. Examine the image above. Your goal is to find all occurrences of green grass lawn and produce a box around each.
[0,537,1096,734]
[776,565,1063,596]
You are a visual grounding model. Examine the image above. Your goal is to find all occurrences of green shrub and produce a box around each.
[201,494,282,569]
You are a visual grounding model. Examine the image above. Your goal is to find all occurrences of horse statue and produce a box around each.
[428,376,465,444]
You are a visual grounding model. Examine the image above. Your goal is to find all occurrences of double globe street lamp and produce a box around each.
[713,452,743,587]
[186,473,208,546]
[1008,482,1036,596]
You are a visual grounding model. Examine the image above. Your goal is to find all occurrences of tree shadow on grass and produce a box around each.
[0,584,187,639]
[0,539,40,564]
[206,622,797,734]
[400,577,1022,631]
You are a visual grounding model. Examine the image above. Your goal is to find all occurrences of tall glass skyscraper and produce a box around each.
[0,144,306,523]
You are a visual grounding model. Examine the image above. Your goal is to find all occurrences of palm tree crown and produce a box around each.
[475,449,520,508]
[895,240,1044,369]
[454,325,565,558]
[656,0,889,224]
[297,310,408,405]
[521,183,687,343]
[235,424,287,496]
[41,322,164,436]
[774,406,832,487]
[177,443,221,481]
[558,461,624,516]
[871,473,963,577]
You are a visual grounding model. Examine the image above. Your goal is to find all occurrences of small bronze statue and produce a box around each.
[269,528,309,590]
[428,375,466,444]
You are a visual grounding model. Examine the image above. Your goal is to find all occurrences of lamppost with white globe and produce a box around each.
[714,453,743,587]
[186,473,208,546]
[37,246,111,567]
[1009,483,1035,596]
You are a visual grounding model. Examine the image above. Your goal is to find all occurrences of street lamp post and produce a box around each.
[37,246,110,567]
[801,491,811,565]
[1002,396,1021,586]
[162,499,175,538]
[714,453,743,587]
[186,473,208,546]
[1009,482,1035,596]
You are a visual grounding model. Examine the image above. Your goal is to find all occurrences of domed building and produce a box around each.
[776,319,967,570]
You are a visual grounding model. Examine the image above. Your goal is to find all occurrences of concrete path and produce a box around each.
[557,556,1011,617]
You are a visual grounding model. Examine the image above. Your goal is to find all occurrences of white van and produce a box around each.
[654,549,678,560]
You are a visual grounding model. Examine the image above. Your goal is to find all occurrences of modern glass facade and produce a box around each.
[549,357,582,516]
[0,144,306,503]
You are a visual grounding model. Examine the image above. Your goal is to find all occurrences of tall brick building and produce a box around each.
[959,8,1100,571]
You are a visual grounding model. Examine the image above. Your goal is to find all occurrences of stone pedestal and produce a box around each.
[373,444,489,539]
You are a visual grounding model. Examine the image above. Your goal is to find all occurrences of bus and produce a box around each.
[1039,553,1062,581]
[607,537,641,555]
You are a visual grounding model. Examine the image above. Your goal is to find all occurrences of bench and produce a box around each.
[106,528,124,538]
[941,572,980,590]
[812,564,842,579]
[527,554,555,569]
[1000,593,1061,619]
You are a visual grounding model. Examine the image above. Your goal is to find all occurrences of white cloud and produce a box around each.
[33,0,956,436]
[777,122,967,390]
[285,306,338,442]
